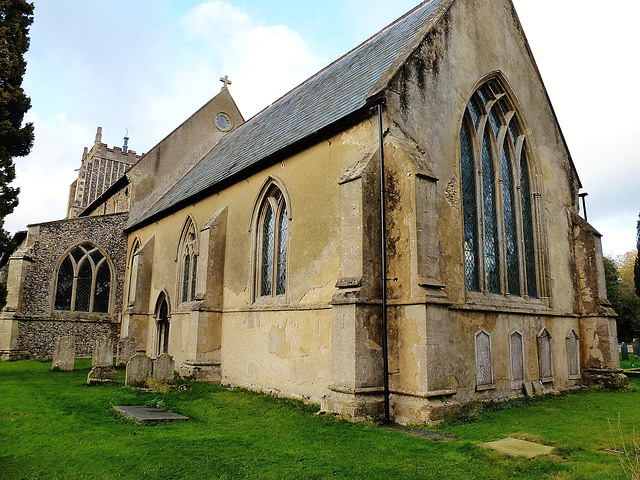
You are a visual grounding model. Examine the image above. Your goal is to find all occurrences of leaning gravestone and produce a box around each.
[116,337,138,367]
[621,342,629,360]
[52,336,75,371]
[92,335,114,367]
[126,353,152,387]
[153,353,175,384]
[633,338,640,357]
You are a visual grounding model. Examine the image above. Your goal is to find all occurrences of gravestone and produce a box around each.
[633,338,640,357]
[116,337,138,367]
[52,336,75,371]
[153,353,175,384]
[87,366,118,385]
[126,353,152,387]
[92,335,114,367]
[621,342,629,360]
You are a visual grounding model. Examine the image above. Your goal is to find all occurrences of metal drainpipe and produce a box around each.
[377,101,391,423]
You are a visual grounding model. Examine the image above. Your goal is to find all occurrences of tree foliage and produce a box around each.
[635,214,640,297]
[605,251,640,342]
[0,0,34,253]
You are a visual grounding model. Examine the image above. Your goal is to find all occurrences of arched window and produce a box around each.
[127,238,141,306]
[155,293,170,356]
[54,243,111,313]
[255,183,289,298]
[177,217,198,303]
[460,78,538,297]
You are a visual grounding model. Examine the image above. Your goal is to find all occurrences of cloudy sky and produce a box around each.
[7,0,640,257]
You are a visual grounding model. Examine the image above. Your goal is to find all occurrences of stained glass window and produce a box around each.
[178,218,198,303]
[182,254,191,303]
[257,184,289,299]
[461,119,479,291]
[276,206,288,295]
[55,257,73,311]
[191,255,198,301]
[94,262,111,313]
[261,204,275,297]
[459,77,539,298]
[53,244,111,313]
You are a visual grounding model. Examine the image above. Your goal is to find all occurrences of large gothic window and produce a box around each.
[255,183,288,299]
[177,217,198,303]
[460,78,538,297]
[54,243,111,313]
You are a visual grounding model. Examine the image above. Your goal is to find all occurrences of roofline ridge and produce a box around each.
[240,0,442,126]
[366,0,455,101]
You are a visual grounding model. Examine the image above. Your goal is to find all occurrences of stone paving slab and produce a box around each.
[113,405,189,423]
[479,437,554,458]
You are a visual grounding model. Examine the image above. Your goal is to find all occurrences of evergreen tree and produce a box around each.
[635,214,640,297]
[0,0,34,253]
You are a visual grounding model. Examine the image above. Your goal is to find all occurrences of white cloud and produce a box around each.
[178,1,326,118]
[5,112,94,232]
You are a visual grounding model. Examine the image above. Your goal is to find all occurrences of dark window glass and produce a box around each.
[94,262,110,313]
[261,204,275,296]
[502,137,520,295]
[55,257,74,311]
[191,255,198,301]
[276,206,288,295]
[71,247,85,263]
[90,249,103,264]
[461,118,479,291]
[75,260,92,312]
[481,128,500,293]
[520,148,537,297]
[182,254,191,303]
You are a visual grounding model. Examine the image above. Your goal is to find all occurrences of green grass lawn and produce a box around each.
[1,359,639,479]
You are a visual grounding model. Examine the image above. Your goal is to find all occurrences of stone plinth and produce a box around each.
[87,366,118,385]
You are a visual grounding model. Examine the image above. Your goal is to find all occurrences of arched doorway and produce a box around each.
[155,293,170,356]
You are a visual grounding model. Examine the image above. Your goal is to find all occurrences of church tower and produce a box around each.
[66,127,142,218]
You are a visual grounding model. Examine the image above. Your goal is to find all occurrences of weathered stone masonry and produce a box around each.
[2,213,127,358]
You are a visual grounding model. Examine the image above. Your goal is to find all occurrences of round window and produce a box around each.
[215,112,232,132]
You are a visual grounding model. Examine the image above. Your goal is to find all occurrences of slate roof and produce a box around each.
[129,0,448,229]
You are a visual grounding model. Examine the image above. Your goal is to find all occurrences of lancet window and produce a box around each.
[54,243,111,313]
[460,78,538,297]
[178,217,198,303]
[255,184,288,298]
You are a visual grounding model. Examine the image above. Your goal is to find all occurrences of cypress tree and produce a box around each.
[635,214,640,297]
[0,0,34,253]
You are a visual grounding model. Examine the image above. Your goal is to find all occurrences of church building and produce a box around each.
[0,0,622,423]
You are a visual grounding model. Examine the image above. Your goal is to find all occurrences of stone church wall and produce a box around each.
[11,213,128,358]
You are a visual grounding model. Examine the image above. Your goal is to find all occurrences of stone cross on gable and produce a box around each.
[220,75,232,90]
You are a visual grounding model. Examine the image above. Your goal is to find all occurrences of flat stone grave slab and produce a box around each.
[113,405,188,423]
[479,438,554,458]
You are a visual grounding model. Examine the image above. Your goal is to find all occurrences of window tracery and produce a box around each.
[54,243,111,313]
[177,218,198,303]
[255,183,288,299]
[460,78,538,297]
